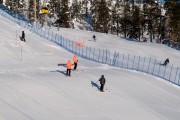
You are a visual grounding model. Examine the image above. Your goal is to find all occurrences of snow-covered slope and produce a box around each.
[0,15,180,120]
[51,27,180,67]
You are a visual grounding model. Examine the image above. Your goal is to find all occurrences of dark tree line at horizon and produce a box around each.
[2,0,180,43]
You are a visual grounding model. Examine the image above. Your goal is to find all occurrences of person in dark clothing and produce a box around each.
[99,75,106,92]
[163,58,169,66]
[73,54,78,70]
[21,31,26,42]
[93,35,96,41]
[55,18,63,31]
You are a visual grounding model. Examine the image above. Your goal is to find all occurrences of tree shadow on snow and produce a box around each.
[91,81,99,90]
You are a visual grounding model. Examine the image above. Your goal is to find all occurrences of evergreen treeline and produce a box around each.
[3,0,180,43]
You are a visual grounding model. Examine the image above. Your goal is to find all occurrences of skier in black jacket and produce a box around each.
[21,31,26,42]
[163,58,169,66]
[99,75,106,92]
[93,35,96,41]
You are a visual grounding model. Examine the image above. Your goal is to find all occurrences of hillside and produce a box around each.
[0,13,180,120]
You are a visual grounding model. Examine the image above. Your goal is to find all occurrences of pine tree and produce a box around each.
[48,0,60,16]
[165,0,180,43]
[128,5,141,40]
[144,0,160,42]
[91,0,110,33]
[119,1,131,38]
[113,0,121,35]
[6,0,18,11]
[27,0,40,23]
[107,0,118,34]
[71,0,80,19]
[18,0,26,13]
[82,0,88,17]
[59,0,70,28]
[28,0,34,21]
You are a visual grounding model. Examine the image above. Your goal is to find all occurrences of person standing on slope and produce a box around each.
[66,60,73,76]
[73,54,78,70]
[21,31,26,42]
[99,75,106,92]
[93,35,96,41]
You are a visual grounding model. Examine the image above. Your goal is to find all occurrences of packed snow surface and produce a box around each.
[0,15,180,120]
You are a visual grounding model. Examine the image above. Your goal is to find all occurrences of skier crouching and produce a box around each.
[163,58,169,66]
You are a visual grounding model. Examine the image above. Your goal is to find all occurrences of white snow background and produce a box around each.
[0,13,180,120]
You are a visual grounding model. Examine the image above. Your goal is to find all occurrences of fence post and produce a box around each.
[174,68,179,83]
[132,55,135,70]
[137,56,140,71]
[64,37,66,48]
[157,62,161,77]
[87,47,89,59]
[116,53,119,67]
[44,29,47,39]
[60,35,62,45]
[66,38,68,50]
[127,54,129,69]
[93,48,95,60]
[169,64,173,81]
[64,37,65,48]
[71,40,73,52]
[75,43,77,54]
[163,66,167,79]
[109,51,111,65]
[142,57,145,72]
[77,45,80,54]
[69,39,70,51]
[98,49,100,62]
[121,54,124,68]
[147,57,151,73]
[152,59,156,75]
[55,33,57,43]
[86,46,88,59]
[89,47,91,59]
[106,49,108,64]
[82,46,84,58]
[72,40,74,52]
[44,29,45,38]
[101,50,104,63]
[112,51,116,66]
[47,29,49,40]
[62,37,64,47]
[178,72,180,86]
[50,31,53,41]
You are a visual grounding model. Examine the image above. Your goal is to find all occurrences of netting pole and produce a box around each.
[127,54,129,69]
[147,57,151,73]
[174,68,179,83]
[142,57,145,72]
[132,55,135,70]
[169,64,173,81]
[137,56,140,70]
[152,59,156,75]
